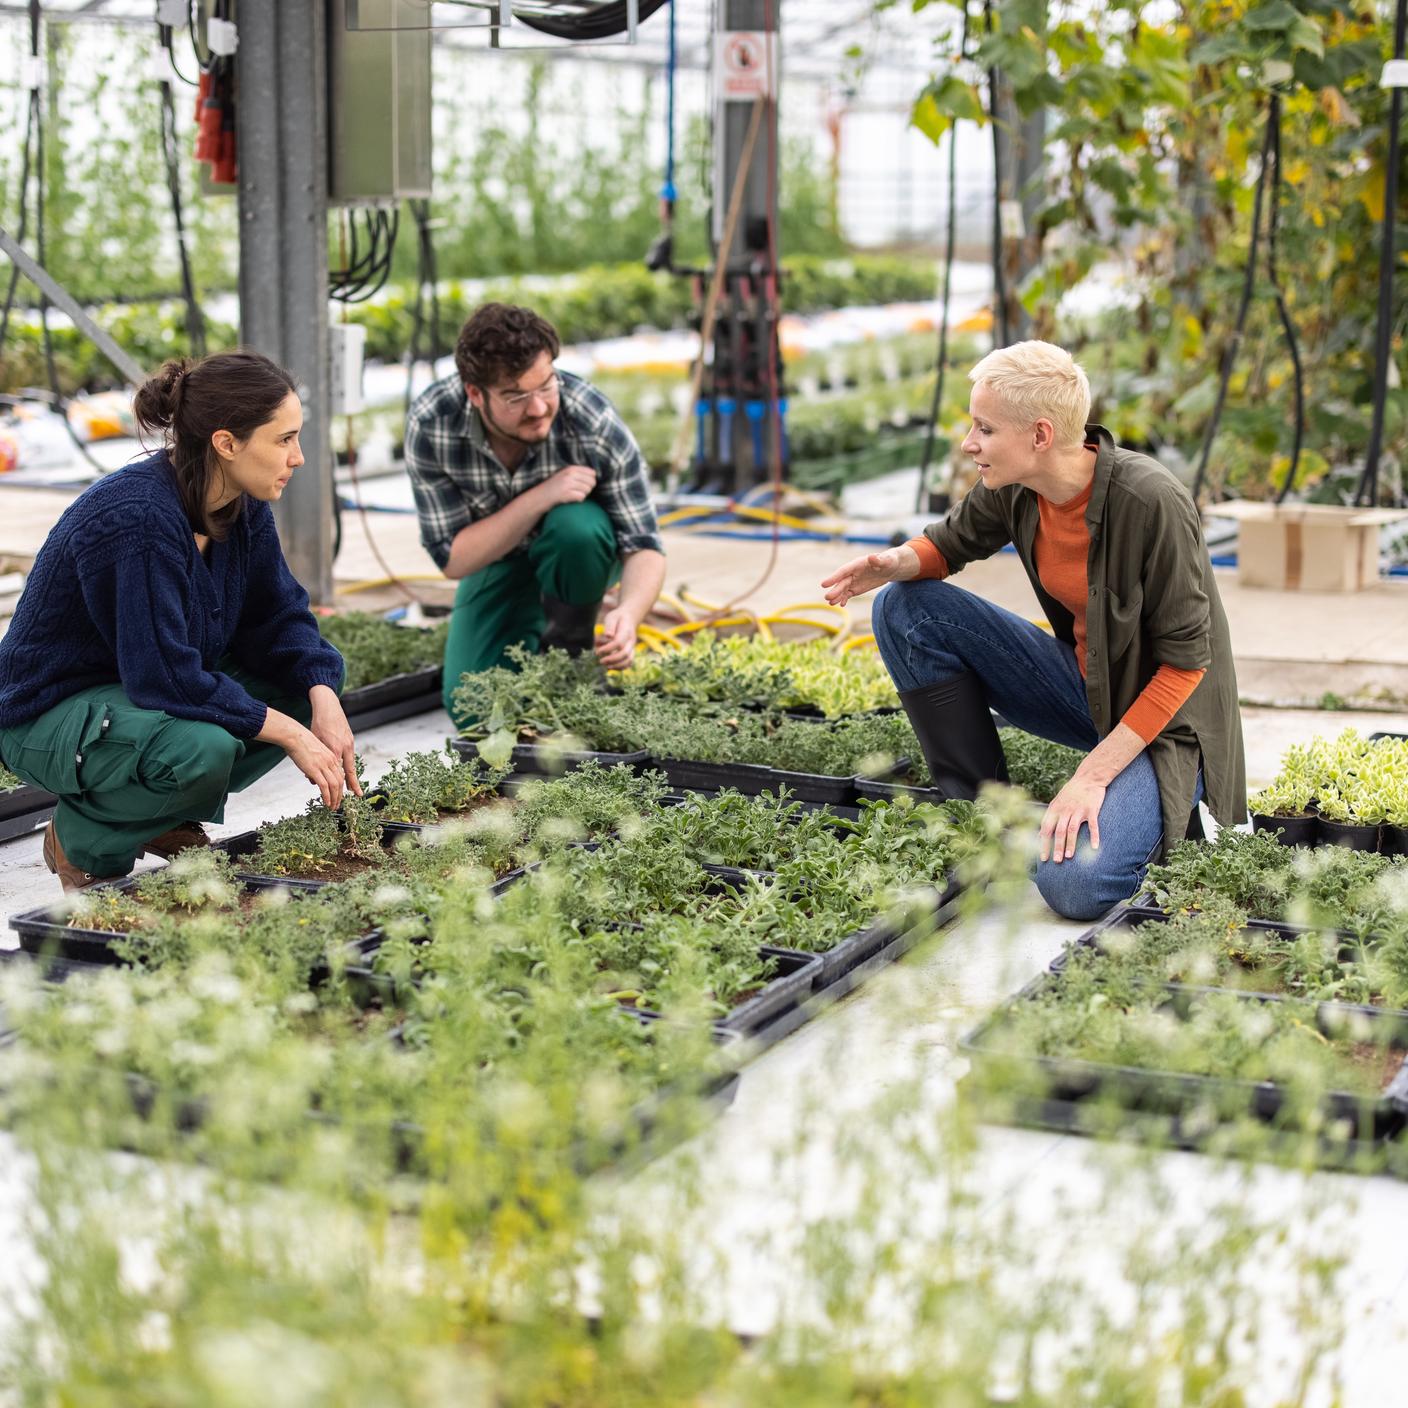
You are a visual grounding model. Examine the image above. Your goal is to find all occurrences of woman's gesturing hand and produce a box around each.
[1039,774,1107,863]
[820,544,919,607]
[309,684,362,802]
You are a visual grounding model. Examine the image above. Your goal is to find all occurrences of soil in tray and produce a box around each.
[1342,1041,1406,1095]
[262,853,383,884]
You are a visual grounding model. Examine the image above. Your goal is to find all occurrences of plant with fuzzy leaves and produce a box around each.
[317,613,449,692]
[246,803,386,880]
[369,749,505,825]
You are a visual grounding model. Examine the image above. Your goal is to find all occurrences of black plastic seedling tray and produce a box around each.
[0,783,57,845]
[655,756,902,806]
[853,776,944,805]
[960,973,1408,1172]
[448,736,652,777]
[808,881,958,996]
[1047,904,1375,988]
[623,944,821,1040]
[8,875,382,979]
[341,667,444,731]
[215,828,401,886]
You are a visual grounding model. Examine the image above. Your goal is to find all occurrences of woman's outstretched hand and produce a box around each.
[309,685,361,802]
[820,544,919,607]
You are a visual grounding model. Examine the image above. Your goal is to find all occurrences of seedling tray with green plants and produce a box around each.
[1139,827,1408,938]
[0,766,56,845]
[1048,902,1404,1009]
[8,861,382,985]
[318,612,449,730]
[960,968,1408,1172]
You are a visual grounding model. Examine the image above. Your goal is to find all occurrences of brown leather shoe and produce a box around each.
[41,820,125,893]
[143,821,212,860]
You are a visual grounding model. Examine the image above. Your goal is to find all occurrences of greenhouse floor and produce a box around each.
[3,702,1408,1400]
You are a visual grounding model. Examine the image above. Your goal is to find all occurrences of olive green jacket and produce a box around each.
[921,424,1246,855]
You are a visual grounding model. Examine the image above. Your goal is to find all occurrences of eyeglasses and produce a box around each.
[491,374,561,411]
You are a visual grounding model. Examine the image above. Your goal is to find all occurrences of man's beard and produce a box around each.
[479,398,555,448]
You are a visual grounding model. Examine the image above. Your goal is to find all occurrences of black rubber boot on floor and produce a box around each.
[539,594,599,656]
[898,670,1009,801]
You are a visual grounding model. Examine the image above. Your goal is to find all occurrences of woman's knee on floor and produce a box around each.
[1034,842,1142,922]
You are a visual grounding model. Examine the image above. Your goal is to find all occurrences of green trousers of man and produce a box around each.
[442,500,618,724]
[0,663,312,878]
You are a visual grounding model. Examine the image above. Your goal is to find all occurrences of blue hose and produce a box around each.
[661,0,677,205]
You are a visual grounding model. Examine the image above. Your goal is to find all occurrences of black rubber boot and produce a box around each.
[898,670,1009,801]
[539,594,599,656]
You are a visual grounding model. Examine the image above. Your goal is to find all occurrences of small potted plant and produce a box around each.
[1314,784,1381,852]
[1247,778,1318,848]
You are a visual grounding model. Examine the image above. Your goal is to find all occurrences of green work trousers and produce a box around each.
[0,664,310,878]
[442,499,618,723]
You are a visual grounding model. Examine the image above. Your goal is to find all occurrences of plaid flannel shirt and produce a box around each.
[404,369,663,572]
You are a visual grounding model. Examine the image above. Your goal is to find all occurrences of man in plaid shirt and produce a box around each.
[405,302,665,723]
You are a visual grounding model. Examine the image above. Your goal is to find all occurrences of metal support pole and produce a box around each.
[0,222,146,385]
[711,0,780,494]
[236,0,334,603]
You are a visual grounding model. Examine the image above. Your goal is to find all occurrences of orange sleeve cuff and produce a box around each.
[1120,665,1207,745]
[905,535,949,580]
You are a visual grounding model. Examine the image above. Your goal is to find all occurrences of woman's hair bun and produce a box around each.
[132,357,193,437]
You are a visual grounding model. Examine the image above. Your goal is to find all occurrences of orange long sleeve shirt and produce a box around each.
[905,484,1204,745]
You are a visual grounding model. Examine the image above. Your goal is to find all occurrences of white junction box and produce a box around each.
[329,322,368,417]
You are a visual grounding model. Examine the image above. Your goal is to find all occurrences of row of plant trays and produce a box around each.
[449,737,912,808]
[8,838,960,1073]
[0,783,57,846]
[960,903,1408,1173]
[1250,810,1408,854]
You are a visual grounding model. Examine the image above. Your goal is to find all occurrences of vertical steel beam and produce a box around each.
[236,0,333,603]
[710,0,780,494]
[713,0,777,272]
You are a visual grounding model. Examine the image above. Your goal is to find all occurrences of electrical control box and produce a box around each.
[328,0,433,203]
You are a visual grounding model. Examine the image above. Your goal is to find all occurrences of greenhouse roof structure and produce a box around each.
[0,0,958,84]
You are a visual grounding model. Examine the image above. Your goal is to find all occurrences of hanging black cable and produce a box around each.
[515,0,671,42]
[1189,107,1275,504]
[915,2,972,513]
[983,0,1009,349]
[330,207,400,304]
[159,78,206,359]
[1265,94,1305,506]
[157,20,198,87]
[1356,0,1407,508]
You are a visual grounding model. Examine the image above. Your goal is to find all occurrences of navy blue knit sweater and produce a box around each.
[0,452,344,738]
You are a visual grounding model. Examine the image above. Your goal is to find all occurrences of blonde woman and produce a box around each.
[822,341,1245,920]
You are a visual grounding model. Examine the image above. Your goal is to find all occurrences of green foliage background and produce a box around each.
[910,0,1408,498]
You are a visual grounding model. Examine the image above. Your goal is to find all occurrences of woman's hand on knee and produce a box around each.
[309,685,362,801]
[1039,775,1106,862]
[820,546,918,607]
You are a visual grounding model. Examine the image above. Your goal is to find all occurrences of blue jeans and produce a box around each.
[872,578,1200,922]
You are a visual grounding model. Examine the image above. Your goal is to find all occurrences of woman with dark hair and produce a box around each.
[0,349,357,891]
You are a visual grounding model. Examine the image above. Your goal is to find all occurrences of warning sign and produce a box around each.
[715,31,774,102]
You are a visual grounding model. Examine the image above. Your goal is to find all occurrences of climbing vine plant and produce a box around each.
[906,0,1406,500]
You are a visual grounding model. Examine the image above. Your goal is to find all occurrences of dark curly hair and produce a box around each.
[454,302,561,390]
[132,349,298,541]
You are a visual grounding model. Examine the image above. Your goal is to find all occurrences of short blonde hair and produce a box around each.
[968,340,1091,449]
